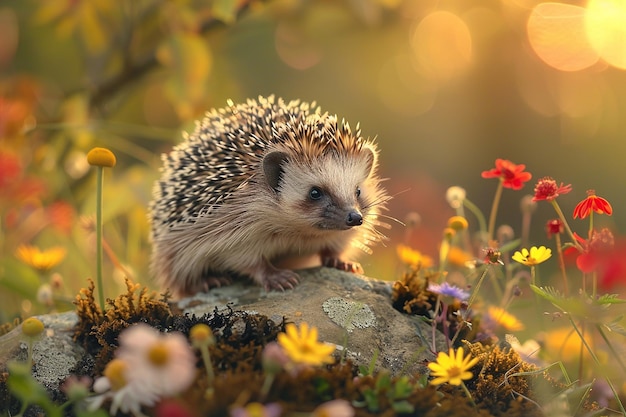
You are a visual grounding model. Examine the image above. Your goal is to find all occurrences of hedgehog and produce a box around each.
[149,95,389,297]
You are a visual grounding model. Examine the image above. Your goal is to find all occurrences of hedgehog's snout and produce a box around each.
[346,210,363,227]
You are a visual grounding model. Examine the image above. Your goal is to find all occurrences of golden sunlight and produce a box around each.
[526,2,599,72]
[586,0,626,70]
[410,11,472,80]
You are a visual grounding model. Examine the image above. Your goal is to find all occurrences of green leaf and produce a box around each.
[391,400,415,414]
[565,381,594,416]
[596,294,626,305]
[499,238,522,254]
[7,361,62,417]
[0,258,40,299]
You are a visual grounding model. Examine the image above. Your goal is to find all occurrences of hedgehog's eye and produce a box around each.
[356,186,361,198]
[309,187,323,200]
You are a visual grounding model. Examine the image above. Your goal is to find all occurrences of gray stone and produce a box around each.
[0,267,446,401]
[177,267,446,374]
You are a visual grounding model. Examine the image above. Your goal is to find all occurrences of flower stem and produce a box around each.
[95,167,105,311]
[463,198,487,237]
[200,345,215,386]
[487,179,504,242]
[569,317,626,415]
[465,266,490,320]
[554,234,569,296]
[550,200,583,252]
[460,381,477,408]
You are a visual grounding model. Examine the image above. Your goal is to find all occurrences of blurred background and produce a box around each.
[1,0,626,320]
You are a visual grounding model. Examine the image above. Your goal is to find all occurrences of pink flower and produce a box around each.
[532,177,572,201]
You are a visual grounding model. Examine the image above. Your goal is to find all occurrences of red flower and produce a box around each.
[532,177,572,201]
[573,190,612,219]
[483,247,504,265]
[545,219,563,238]
[569,229,615,273]
[481,159,532,190]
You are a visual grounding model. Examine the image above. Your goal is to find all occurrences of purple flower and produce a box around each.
[427,282,469,301]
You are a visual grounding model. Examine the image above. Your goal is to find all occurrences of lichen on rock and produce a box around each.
[322,297,376,332]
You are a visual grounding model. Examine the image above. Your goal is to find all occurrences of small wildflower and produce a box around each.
[483,247,504,265]
[230,402,282,417]
[21,317,44,337]
[312,399,355,417]
[496,225,515,244]
[262,342,289,375]
[87,147,117,167]
[404,211,422,228]
[572,229,615,273]
[443,227,456,240]
[190,323,215,391]
[481,159,532,190]
[573,190,613,219]
[486,306,525,331]
[36,283,54,307]
[396,244,434,268]
[116,323,197,397]
[277,322,335,366]
[446,246,474,267]
[15,244,66,272]
[512,246,552,266]
[520,194,537,214]
[189,323,215,347]
[446,186,466,209]
[447,216,469,231]
[532,177,572,201]
[545,219,564,238]
[428,347,479,386]
[428,282,470,302]
[60,375,92,402]
[87,358,160,416]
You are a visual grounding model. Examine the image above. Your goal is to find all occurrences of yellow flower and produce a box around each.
[22,317,45,337]
[487,306,525,331]
[87,147,116,167]
[277,323,335,366]
[16,245,66,272]
[447,246,474,267]
[428,347,479,386]
[511,246,551,266]
[447,216,469,231]
[397,244,434,268]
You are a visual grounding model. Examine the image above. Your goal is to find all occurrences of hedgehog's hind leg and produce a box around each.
[245,259,300,291]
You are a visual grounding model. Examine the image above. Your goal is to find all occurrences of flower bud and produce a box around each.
[87,147,116,168]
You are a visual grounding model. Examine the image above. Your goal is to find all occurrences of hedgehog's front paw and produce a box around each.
[322,257,364,275]
[262,269,300,292]
[202,276,233,291]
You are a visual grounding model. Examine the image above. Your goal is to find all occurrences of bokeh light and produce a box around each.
[527,2,599,71]
[410,11,472,80]
[586,0,626,70]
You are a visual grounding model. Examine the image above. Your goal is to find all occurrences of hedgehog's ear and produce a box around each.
[361,145,377,178]
[263,151,289,190]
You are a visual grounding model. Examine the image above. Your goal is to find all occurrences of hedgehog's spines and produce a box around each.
[149,95,388,296]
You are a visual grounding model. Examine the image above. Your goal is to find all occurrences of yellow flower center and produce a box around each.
[147,342,170,367]
[244,402,266,417]
[447,365,462,378]
[103,359,127,391]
